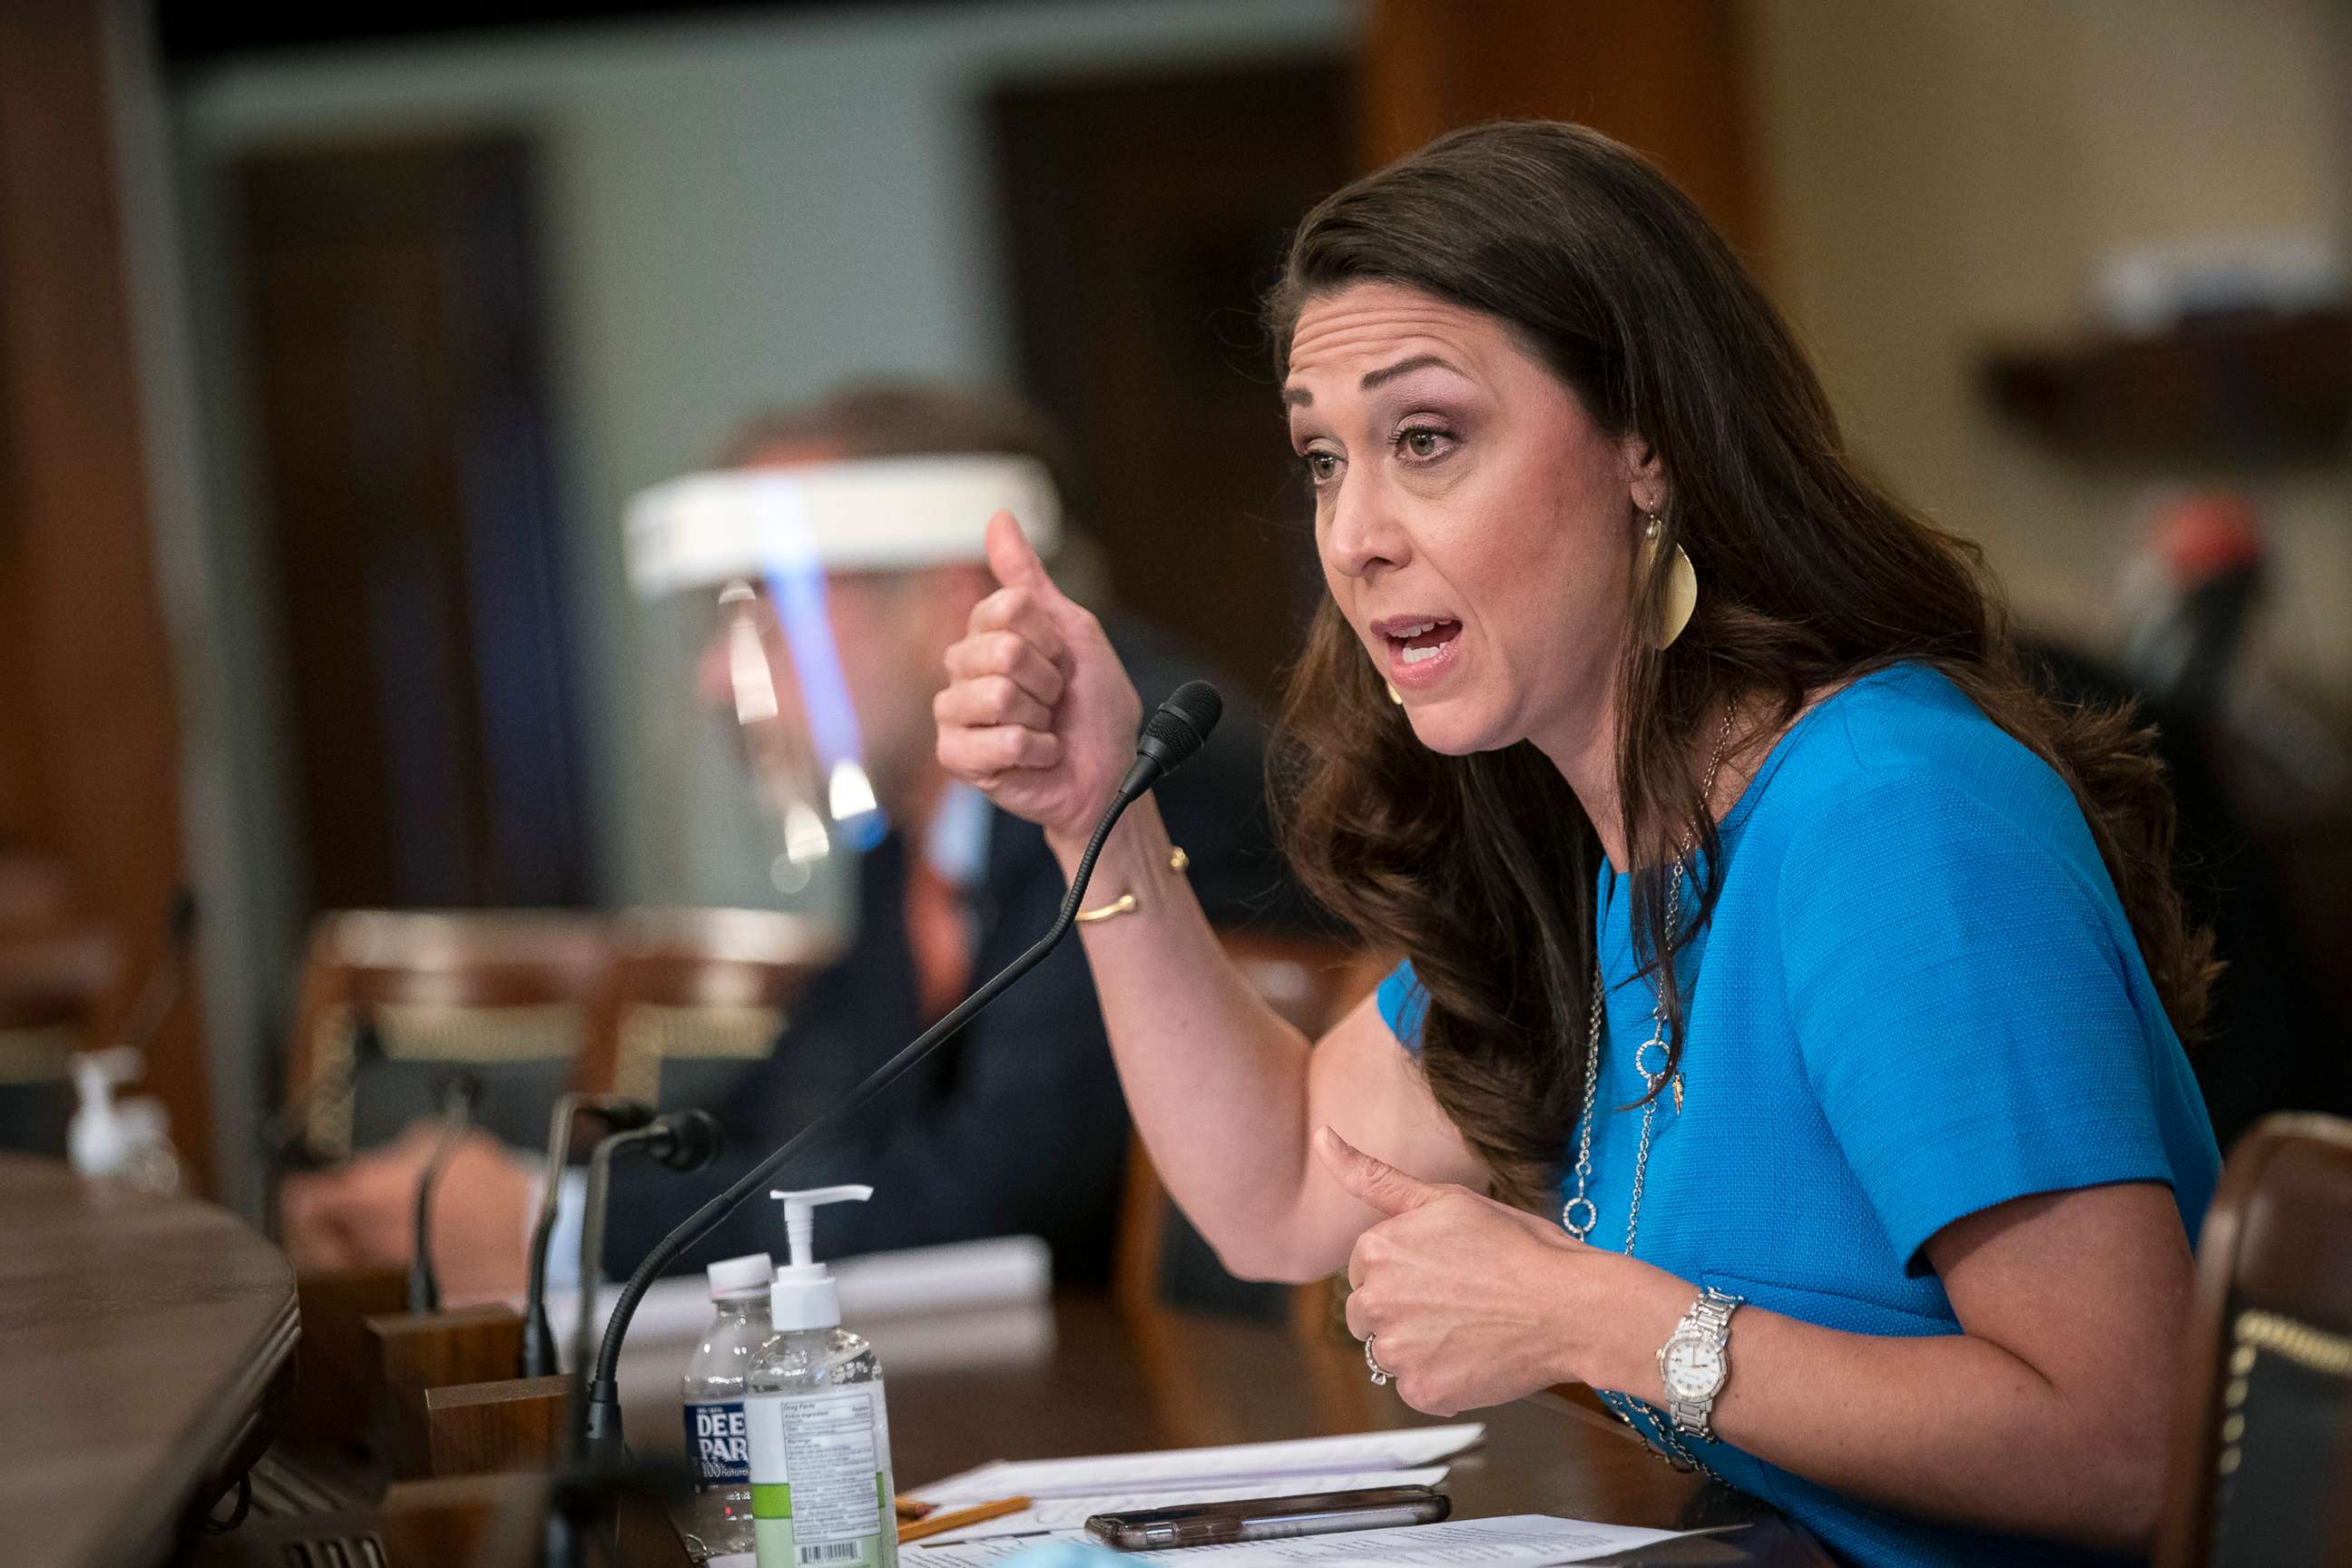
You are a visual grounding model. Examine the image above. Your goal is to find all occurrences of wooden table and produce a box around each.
[628,1294,1832,1567]
[0,1154,299,1568]
[0,1143,1827,1568]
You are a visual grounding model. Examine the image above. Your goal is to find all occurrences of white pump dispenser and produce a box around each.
[766,1184,871,1330]
[68,1046,179,1190]
[746,1185,895,1568]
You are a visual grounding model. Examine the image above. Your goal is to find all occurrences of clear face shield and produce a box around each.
[626,456,1062,931]
[634,571,872,926]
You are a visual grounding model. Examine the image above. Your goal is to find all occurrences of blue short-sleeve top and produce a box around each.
[1376,663,2219,1568]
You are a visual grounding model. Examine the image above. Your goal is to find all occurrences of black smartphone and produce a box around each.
[1083,1485,1451,1551]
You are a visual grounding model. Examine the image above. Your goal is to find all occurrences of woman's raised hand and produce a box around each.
[936,512,1143,848]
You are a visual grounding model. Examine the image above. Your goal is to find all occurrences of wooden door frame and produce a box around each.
[0,0,213,1189]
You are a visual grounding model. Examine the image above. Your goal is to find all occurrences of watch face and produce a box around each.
[1664,1336,1724,1398]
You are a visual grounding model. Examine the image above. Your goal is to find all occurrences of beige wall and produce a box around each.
[1745,0,2351,692]
[172,0,1358,913]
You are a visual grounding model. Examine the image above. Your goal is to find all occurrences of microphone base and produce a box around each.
[519,1305,555,1379]
[580,1379,627,1461]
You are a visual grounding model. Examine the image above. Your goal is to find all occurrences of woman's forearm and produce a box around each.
[1046,795,1333,1279]
[1567,1263,2164,1552]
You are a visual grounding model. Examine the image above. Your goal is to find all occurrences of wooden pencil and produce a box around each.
[897,1495,1034,1544]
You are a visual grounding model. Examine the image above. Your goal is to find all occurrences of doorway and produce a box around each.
[229,134,593,919]
[993,57,1354,706]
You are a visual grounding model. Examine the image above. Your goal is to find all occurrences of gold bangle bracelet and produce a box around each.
[1075,846,1189,924]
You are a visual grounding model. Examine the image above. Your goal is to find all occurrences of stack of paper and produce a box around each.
[916,1426,1488,1507]
[552,1234,1054,1357]
[553,1233,1059,1418]
[890,1430,1708,1567]
[902,1428,1483,1553]
[903,1514,1698,1568]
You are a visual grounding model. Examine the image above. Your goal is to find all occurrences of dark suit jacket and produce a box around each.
[602,628,1314,1283]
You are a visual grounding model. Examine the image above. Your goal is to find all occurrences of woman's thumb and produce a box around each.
[1313,1125,1440,1219]
[984,509,1059,598]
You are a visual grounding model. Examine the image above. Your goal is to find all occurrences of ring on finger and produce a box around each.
[1364,1333,1391,1387]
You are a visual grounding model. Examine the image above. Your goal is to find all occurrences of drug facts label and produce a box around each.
[685,1400,750,1488]
[745,1383,897,1568]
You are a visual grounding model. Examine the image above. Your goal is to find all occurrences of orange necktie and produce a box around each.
[904,854,973,1026]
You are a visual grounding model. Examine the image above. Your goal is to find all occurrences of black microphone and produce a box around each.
[577,682,1225,1456]
[521,1094,657,1377]
[568,1110,728,1389]
[407,1069,485,1313]
[642,1107,726,1173]
[1120,680,1222,799]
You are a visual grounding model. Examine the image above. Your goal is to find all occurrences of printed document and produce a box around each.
[904,1514,1697,1568]
[915,1426,1485,1504]
[912,1469,1453,1545]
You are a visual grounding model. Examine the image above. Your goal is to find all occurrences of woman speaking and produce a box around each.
[934,122,2217,1567]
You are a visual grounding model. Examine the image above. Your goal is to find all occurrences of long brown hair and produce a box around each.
[1267,122,2217,1210]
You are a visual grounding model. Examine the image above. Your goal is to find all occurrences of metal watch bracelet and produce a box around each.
[1661,1287,1743,1442]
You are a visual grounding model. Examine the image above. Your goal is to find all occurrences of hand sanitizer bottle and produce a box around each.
[67,1047,181,1193]
[745,1186,896,1568]
[681,1251,774,1562]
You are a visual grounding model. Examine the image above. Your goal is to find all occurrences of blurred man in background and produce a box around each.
[281,383,1315,1300]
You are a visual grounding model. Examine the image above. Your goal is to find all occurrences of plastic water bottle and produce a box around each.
[681,1251,774,1562]
[746,1187,897,1568]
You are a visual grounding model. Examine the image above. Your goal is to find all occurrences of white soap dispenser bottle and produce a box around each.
[67,1046,181,1192]
[744,1185,897,1568]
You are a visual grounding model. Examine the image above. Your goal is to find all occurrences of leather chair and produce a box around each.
[2156,1112,2352,1567]
[280,909,611,1161]
[575,906,838,1112]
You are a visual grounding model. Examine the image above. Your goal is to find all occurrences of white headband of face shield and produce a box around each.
[624,454,1063,595]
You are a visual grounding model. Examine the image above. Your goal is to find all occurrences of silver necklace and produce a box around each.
[1563,703,1738,1480]
[1559,702,1735,1253]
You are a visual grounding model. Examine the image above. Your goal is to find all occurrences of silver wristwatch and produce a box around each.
[1659,1287,1743,1440]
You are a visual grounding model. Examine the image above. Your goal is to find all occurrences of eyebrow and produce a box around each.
[1282,352,1465,407]
[1360,353,1462,390]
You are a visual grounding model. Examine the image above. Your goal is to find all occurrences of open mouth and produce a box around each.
[1374,616,1464,685]
[1391,619,1462,665]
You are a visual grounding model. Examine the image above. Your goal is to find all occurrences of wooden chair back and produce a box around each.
[2157,1112,2352,1568]
[282,909,611,1160]
[577,906,838,1111]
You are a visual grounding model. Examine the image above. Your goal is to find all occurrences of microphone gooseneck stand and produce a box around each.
[522,1094,656,1378]
[576,681,1224,1461]
[567,1111,726,1387]
[407,1071,484,1314]
[548,1110,725,1568]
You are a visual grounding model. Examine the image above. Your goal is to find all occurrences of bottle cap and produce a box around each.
[767,1185,872,1330]
[707,1252,774,1301]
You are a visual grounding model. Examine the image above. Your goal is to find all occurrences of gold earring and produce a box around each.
[1641,511,1698,651]
[1385,681,1405,705]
